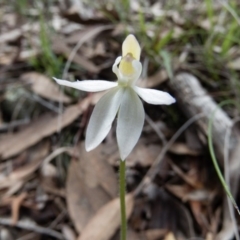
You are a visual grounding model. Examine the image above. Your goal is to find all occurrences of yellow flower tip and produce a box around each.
[119,35,141,76]
[122,34,141,60]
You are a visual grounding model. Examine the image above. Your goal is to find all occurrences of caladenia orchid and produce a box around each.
[54,34,175,240]
[54,34,175,160]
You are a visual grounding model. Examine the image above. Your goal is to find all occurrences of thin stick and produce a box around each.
[119,160,126,240]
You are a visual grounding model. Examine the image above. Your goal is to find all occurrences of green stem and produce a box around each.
[119,159,127,240]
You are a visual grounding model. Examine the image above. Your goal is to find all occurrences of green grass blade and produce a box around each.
[208,99,240,215]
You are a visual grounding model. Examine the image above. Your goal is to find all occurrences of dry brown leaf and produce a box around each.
[11,192,27,224]
[0,45,18,65]
[0,142,50,191]
[169,160,202,188]
[139,70,168,88]
[164,232,176,240]
[63,3,107,24]
[0,159,41,190]
[0,23,39,44]
[21,72,71,103]
[189,200,209,232]
[78,194,134,240]
[108,142,159,167]
[52,38,100,73]
[18,49,39,61]
[169,142,200,156]
[3,181,24,198]
[67,143,118,233]
[67,158,95,233]
[144,229,168,240]
[165,184,192,202]
[82,42,106,59]
[80,144,118,197]
[66,25,112,45]
[206,232,214,240]
[126,229,143,240]
[127,143,159,167]
[0,98,90,159]
[165,184,210,203]
[66,27,96,44]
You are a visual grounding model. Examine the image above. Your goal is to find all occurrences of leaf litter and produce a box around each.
[21,72,72,103]
[66,143,118,233]
[1,0,240,239]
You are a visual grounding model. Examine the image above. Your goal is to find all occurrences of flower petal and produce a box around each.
[53,78,117,92]
[131,60,142,83]
[86,87,124,151]
[122,34,141,60]
[112,56,122,78]
[117,88,145,160]
[134,87,176,105]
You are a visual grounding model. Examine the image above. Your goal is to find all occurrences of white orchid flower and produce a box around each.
[54,34,175,160]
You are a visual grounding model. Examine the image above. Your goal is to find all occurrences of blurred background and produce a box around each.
[1,0,240,239]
